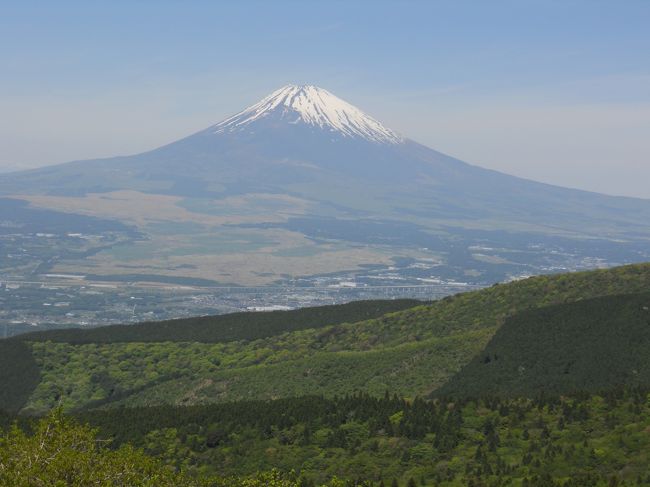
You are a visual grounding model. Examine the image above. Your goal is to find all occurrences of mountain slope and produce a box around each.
[2,85,650,293]
[74,389,650,484]
[7,263,650,414]
[3,84,650,238]
[0,341,40,413]
[437,291,650,397]
[211,84,403,144]
[0,299,419,412]
[17,299,420,345]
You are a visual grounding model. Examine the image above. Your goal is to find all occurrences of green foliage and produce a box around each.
[27,341,224,413]
[15,263,650,413]
[19,299,421,344]
[77,393,467,482]
[26,328,493,412]
[0,410,357,486]
[2,299,419,413]
[0,340,40,413]
[0,410,13,432]
[72,388,650,485]
[4,388,650,485]
[5,265,650,485]
[0,409,202,486]
[438,292,650,397]
[210,470,351,487]
[328,263,650,350]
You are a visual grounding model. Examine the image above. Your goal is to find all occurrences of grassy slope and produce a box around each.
[438,292,650,397]
[14,263,650,412]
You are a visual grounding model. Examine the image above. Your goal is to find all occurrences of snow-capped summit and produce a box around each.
[211,84,403,144]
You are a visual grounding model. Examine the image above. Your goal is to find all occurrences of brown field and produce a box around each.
[51,246,406,286]
[14,190,436,285]
[15,190,312,226]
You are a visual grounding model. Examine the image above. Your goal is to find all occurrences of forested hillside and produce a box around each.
[85,387,650,485]
[0,410,350,486]
[3,264,650,485]
[0,341,40,413]
[3,388,650,485]
[19,299,421,344]
[438,292,650,397]
[4,264,650,413]
[0,299,420,412]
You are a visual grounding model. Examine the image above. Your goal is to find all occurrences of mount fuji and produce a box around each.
[2,84,650,286]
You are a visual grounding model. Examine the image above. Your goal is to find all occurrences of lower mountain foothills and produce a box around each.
[79,388,650,484]
[4,389,650,485]
[3,263,650,485]
[9,263,650,413]
[438,292,650,398]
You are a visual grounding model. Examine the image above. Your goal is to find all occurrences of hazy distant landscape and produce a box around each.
[2,85,650,334]
[2,2,650,486]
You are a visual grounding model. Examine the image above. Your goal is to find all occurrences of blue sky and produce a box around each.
[1,1,649,197]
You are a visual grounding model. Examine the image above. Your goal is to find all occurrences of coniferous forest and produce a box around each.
[3,388,650,486]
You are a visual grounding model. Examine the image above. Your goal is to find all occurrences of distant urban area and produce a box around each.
[1,264,477,338]
[3,225,638,337]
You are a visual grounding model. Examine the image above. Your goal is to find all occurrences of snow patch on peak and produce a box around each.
[212,85,403,144]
